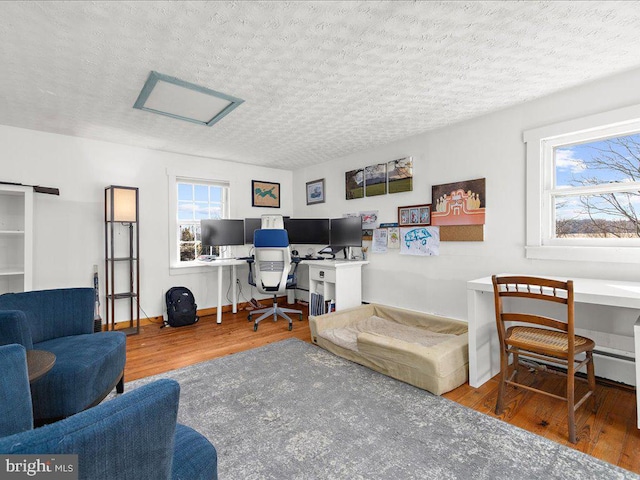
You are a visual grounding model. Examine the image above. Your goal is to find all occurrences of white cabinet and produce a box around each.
[307,260,368,313]
[0,185,33,294]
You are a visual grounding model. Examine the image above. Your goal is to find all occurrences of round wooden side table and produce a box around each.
[26,349,56,383]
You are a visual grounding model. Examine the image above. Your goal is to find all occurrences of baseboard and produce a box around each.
[104,296,293,331]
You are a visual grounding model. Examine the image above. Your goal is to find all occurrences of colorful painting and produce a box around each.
[387,157,413,193]
[306,178,325,205]
[400,226,440,256]
[251,180,280,208]
[365,163,387,197]
[345,169,364,200]
[431,178,485,226]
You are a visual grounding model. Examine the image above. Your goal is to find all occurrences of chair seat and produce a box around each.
[505,326,595,356]
[33,331,126,420]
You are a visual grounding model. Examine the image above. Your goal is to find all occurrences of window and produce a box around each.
[525,104,640,263]
[551,133,640,242]
[175,178,229,263]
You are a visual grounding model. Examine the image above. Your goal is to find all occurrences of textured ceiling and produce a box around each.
[2,1,640,169]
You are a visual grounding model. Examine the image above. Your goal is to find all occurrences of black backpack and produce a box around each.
[164,287,199,327]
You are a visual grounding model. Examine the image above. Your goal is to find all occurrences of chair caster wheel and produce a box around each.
[248,315,252,322]
[298,314,303,321]
[253,323,258,332]
[288,324,293,331]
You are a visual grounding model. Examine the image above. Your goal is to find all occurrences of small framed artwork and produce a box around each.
[252,180,280,208]
[398,204,431,226]
[306,178,325,205]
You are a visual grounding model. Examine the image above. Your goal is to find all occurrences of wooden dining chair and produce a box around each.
[491,275,596,443]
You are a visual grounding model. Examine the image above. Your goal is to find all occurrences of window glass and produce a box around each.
[555,133,640,188]
[551,133,640,240]
[178,183,193,201]
[176,180,227,262]
[210,186,222,203]
[194,184,209,202]
[177,201,194,220]
[555,194,640,238]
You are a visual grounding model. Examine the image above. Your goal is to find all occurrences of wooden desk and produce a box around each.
[197,258,246,324]
[26,349,56,383]
[467,275,640,426]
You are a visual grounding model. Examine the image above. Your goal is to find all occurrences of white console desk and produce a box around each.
[305,259,368,311]
[467,275,640,427]
[198,258,246,324]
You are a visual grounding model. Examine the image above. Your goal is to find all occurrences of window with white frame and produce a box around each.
[176,179,230,262]
[550,132,640,242]
[525,105,640,262]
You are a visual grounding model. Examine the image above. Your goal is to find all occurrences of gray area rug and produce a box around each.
[125,339,637,479]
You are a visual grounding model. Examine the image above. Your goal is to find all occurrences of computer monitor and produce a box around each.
[201,219,245,247]
[244,218,262,244]
[330,217,362,247]
[284,218,330,245]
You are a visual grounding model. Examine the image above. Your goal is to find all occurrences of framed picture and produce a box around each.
[364,163,387,197]
[306,178,325,205]
[345,169,364,200]
[252,180,280,208]
[387,157,413,194]
[398,204,431,226]
[431,177,485,226]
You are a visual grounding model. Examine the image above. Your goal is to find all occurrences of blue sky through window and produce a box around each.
[555,133,640,188]
[553,133,640,234]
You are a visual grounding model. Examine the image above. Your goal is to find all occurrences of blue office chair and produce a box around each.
[247,229,303,331]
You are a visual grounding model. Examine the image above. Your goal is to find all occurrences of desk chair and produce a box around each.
[248,229,303,331]
[492,275,596,444]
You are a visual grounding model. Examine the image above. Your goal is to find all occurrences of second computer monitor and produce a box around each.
[330,216,363,247]
[285,218,330,245]
[244,218,262,244]
[201,219,245,247]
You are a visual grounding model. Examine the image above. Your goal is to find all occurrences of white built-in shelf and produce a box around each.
[0,267,25,276]
[0,184,33,294]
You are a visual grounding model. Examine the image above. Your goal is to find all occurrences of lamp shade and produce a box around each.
[106,186,138,222]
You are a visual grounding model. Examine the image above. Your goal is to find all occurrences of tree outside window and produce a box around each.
[553,133,640,239]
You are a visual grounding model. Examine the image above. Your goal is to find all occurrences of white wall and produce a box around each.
[0,125,293,322]
[292,67,640,323]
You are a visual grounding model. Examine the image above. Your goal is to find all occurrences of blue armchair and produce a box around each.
[0,288,126,423]
[0,344,217,480]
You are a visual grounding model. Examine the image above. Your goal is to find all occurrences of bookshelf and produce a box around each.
[0,185,33,294]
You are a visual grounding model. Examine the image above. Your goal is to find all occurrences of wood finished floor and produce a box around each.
[124,304,640,474]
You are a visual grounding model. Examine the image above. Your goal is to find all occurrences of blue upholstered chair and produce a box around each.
[0,344,217,480]
[248,229,303,331]
[0,288,126,423]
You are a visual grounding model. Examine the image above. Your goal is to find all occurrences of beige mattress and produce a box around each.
[309,303,469,395]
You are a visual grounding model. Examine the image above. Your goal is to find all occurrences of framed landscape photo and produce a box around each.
[306,178,325,205]
[398,204,431,226]
[345,169,364,200]
[252,180,280,208]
